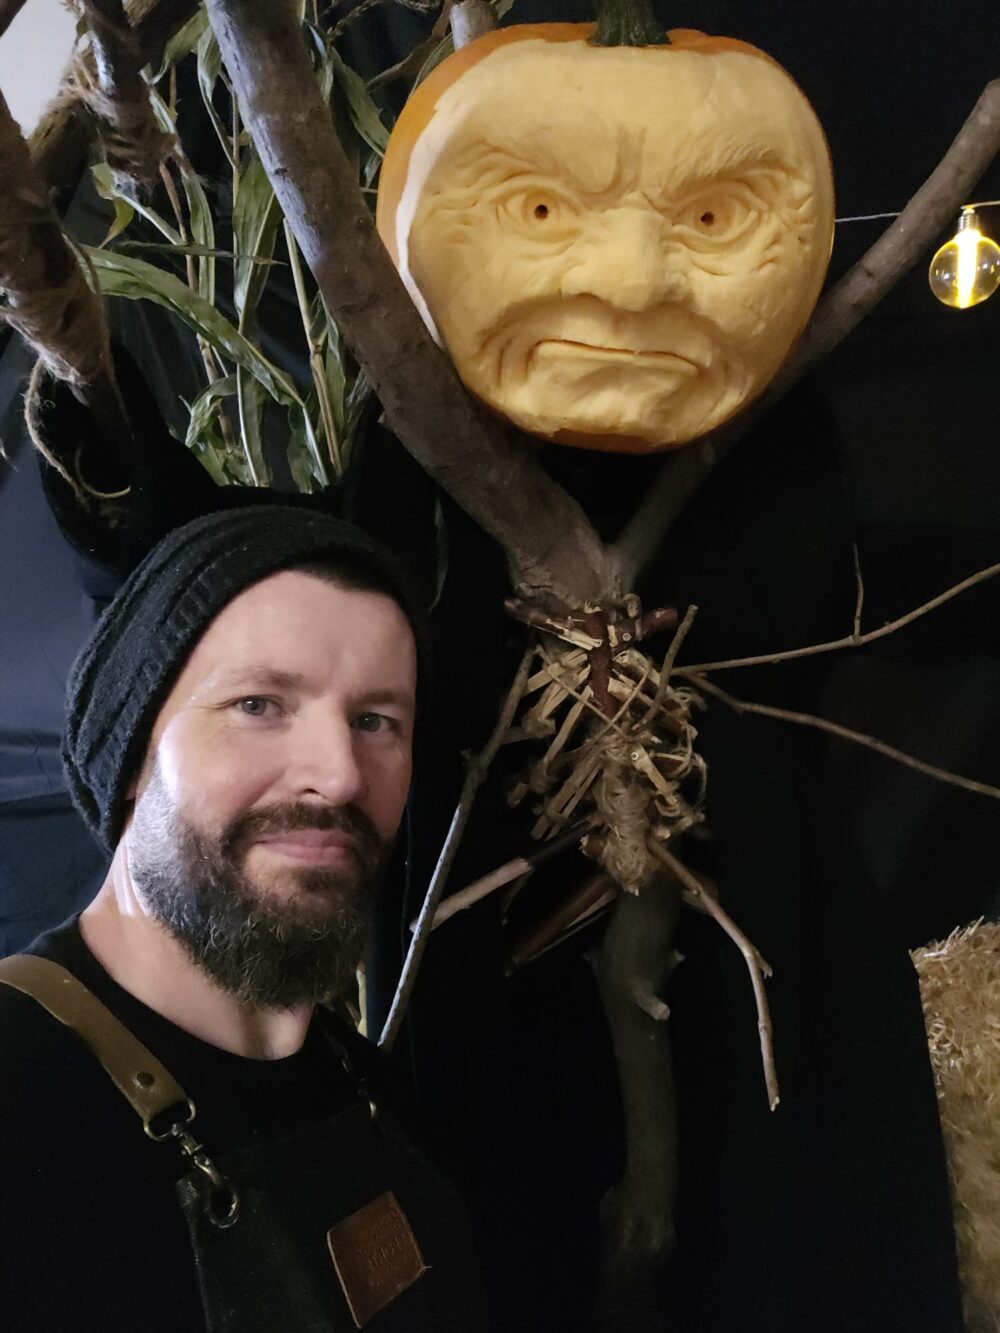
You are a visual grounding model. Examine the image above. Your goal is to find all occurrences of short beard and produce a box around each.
[127,768,390,1010]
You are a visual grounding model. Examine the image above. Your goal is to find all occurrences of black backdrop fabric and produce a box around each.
[2,1,999,1329]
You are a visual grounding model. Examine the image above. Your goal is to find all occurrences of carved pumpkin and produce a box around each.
[377,25,835,453]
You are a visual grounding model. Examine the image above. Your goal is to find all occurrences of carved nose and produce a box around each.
[561,208,688,310]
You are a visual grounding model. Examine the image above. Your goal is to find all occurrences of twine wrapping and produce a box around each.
[508,625,707,895]
[593,734,659,894]
[0,93,111,392]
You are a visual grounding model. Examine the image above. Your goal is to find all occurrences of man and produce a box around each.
[0,505,484,1332]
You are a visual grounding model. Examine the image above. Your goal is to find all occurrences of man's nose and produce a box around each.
[292,718,368,807]
[559,207,689,310]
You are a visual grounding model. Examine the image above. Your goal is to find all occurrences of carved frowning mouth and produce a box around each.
[533,340,703,372]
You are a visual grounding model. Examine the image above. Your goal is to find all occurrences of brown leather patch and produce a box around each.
[327,1191,428,1328]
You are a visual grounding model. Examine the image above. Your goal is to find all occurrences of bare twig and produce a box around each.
[648,840,779,1112]
[680,561,1000,675]
[612,79,1000,588]
[685,671,1000,803]
[367,0,453,91]
[206,0,612,605]
[379,644,537,1051]
[420,815,599,932]
[635,602,697,733]
[851,543,865,639]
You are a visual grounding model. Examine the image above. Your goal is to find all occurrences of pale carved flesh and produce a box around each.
[390,39,835,451]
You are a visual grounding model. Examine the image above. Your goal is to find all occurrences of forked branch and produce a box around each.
[612,79,1000,587]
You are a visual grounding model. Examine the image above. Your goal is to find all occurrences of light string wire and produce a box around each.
[837,199,1000,224]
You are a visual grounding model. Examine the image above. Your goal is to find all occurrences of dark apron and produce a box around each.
[0,954,486,1333]
[175,1041,487,1333]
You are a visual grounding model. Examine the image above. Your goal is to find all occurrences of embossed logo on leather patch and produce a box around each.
[327,1191,428,1328]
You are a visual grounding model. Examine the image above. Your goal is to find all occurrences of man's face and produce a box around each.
[398,40,833,449]
[124,571,417,1007]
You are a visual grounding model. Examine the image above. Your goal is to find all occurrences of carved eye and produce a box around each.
[497,185,581,239]
[675,184,761,247]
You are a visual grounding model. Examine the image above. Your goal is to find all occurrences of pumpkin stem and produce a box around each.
[592,0,666,47]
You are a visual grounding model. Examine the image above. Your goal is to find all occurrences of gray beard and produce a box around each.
[126,768,389,1010]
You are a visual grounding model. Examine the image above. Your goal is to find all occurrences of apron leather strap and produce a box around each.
[0,953,193,1132]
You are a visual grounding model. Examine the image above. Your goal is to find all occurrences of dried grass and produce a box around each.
[913,920,1000,1332]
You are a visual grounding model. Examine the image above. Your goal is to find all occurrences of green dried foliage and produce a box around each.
[82,0,511,492]
[84,248,305,410]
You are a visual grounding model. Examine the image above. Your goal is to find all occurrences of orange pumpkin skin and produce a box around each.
[377,26,835,454]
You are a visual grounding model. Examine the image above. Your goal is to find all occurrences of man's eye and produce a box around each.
[233,696,276,718]
[353,712,389,734]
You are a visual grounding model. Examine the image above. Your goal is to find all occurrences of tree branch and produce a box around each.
[29,0,199,191]
[206,0,612,604]
[594,876,682,1333]
[681,560,1000,675]
[379,644,537,1051]
[649,840,779,1112]
[612,78,1000,588]
[81,0,173,191]
[684,671,1000,803]
[449,0,495,49]
[0,87,132,477]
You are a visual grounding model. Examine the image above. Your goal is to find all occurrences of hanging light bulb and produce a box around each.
[928,206,1000,309]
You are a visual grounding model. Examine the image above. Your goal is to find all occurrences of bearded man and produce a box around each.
[0,506,485,1332]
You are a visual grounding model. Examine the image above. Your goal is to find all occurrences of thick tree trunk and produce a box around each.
[595,877,682,1333]
[206,0,612,605]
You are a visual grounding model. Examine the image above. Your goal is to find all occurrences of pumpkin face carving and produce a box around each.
[377,27,835,452]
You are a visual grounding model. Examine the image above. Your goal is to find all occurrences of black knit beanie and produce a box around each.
[63,505,430,853]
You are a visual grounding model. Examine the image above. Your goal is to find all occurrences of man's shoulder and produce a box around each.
[0,918,135,1132]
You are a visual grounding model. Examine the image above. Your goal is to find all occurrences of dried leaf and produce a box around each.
[91,162,180,246]
[196,28,234,166]
[233,156,281,320]
[184,374,236,451]
[327,47,388,156]
[117,241,281,264]
[287,400,327,494]
[148,89,217,305]
[236,365,270,486]
[83,248,304,410]
[146,8,209,83]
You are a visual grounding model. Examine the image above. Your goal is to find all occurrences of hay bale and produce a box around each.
[913,920,1000,1332]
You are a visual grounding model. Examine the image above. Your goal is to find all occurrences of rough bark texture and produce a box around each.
[206,0,612,606]
[595,877,682,1333]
